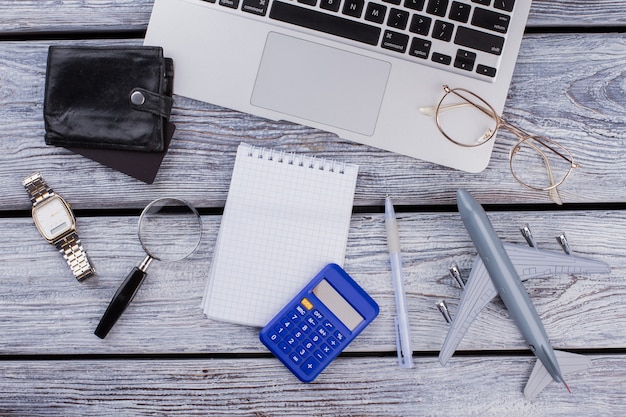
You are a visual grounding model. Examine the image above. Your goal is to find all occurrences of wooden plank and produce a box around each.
[0,355,624,415]
[0,33,625,210]
[0,1,624,34]
[0,209,622,355]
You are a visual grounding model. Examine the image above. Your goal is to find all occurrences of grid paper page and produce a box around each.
[202,143,358,327]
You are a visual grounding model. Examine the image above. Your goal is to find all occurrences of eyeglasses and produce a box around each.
[421,85,579,203]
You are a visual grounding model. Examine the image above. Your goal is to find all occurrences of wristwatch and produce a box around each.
[23,172,95,281]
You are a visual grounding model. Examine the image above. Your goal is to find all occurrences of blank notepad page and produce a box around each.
[202,143,358,327]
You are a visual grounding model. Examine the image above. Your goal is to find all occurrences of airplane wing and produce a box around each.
[503,243,610,280]
[524,350,592,401]
[439,254,498,366]
[439,243,609,366]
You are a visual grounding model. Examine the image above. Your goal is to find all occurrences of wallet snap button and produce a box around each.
[130,91,146,106]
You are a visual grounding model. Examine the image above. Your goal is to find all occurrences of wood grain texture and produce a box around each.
[0,33,625,210]
[0,209,622,355]
[1,1,625,415]
[0,355,625,416]
[0,1,625,33]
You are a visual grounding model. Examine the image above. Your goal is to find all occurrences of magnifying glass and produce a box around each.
[95,197,202,339]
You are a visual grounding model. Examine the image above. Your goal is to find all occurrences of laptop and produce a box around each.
[144,0,531,172]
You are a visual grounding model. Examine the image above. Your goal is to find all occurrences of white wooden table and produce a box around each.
[1,1,625,415]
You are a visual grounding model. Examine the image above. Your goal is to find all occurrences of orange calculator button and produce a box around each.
[301,298,314,310]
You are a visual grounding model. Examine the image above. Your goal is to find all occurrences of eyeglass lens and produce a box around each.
[436,89,498,147]
[509,136,574,191]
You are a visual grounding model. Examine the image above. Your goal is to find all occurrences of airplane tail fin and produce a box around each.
[524,350,592,401]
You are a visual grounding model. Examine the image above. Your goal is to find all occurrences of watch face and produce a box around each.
[33,196,74,241]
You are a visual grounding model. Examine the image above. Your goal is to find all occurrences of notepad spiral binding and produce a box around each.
[246,146,346,174]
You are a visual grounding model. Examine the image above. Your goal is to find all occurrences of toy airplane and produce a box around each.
[438,189,610,400]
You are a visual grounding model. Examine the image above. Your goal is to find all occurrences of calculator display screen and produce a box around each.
[313,279,364,331]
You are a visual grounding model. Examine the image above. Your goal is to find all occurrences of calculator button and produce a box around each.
[310,334,321,344]
[304,340,314,350]
[313,310,324,320]
[335,331,345,342]
[296,305,307,316]
[299,323,312,333]
[328,336,339,348]
[267,330,280,343]
[281,317,293,329]
[300,357,320,375]
[290,353,301,364]
[323,320,335,331]
[286,336,297,346]
[320,343,332,354]
[274,325,286,336]
[278,341,290,352]
[289,310,301,322]
[301,297,314,310]
[293,330,305,340]
[297,346,308,357]
[317,328,328,337]
[306,316,318,327]
[313,350,325,361]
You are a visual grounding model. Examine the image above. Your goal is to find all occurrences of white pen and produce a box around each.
[384,195,414,368]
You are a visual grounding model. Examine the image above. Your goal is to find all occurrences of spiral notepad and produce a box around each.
[202,143,358,327]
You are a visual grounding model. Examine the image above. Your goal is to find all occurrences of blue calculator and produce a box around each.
[260,263,379,382]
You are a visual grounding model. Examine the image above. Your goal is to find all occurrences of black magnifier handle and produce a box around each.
[95,256,152,339]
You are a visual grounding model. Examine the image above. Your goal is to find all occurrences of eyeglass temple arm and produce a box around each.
[504,125,578,166]
[419,102,495,118]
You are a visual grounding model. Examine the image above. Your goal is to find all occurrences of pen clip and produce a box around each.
[394,317,414,368]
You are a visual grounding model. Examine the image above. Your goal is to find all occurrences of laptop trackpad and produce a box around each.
[251,32,391,136]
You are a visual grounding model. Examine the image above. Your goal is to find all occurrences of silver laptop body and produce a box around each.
[145,0,531,172]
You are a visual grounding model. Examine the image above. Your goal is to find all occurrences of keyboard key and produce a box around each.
[426,0,449,17]
[269,1,381,46]
[242,0,269,15]
[409,14,431,35]
[383,0,402,5]
[343,0,365,17]
[219,0,239,8]
[387,8,410,30]
[432,52,452,65]
[449,1,471,23]
[320,0,341,11]
[477,64,497,77]
[404,0,425,10]
[432,20,454,41]
[298,0,317,5]
[382,30,409,53]
[365,2,387,23]
[454,26,504,55]
[472,7,510,33]
[493,0,515,12]
[471,0,490,4]
[408,38,431,59]
[454,49,476,71]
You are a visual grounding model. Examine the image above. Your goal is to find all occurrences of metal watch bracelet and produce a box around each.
[23,173,95,281]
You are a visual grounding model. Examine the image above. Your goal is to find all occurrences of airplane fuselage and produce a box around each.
[456,189,565,384]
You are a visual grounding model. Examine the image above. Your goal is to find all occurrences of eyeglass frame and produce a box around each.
[430,85,579,193]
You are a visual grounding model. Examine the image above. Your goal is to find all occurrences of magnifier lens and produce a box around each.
[138,198,202,262]
[95,197,202,339]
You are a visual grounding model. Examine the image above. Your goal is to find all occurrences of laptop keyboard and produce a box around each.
[202,0,517,81]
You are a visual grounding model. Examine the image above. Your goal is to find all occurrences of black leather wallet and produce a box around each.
[44,46,174,152]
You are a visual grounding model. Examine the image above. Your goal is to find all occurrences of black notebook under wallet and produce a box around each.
[43,45,175,183]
